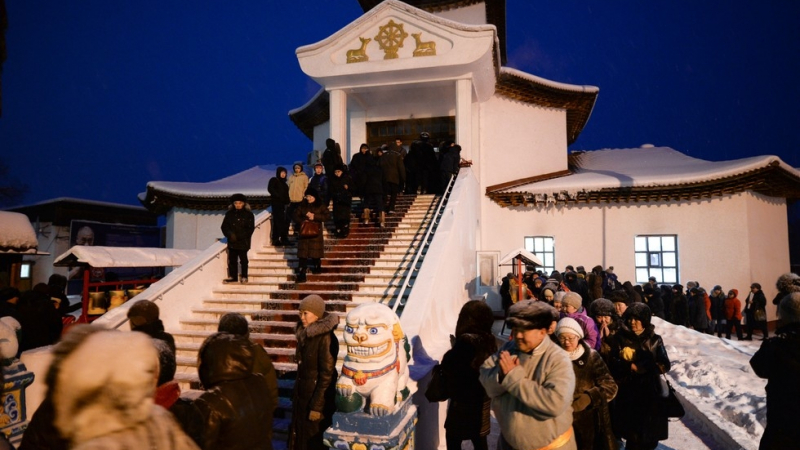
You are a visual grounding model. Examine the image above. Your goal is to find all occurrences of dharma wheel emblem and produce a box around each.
[374,20,408,60]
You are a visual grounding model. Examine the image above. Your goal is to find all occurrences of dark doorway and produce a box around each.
[366,116,455,150]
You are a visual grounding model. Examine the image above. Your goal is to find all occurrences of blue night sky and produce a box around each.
[1,1,798,207]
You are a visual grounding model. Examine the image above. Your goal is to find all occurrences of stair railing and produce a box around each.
[391,173,458,314]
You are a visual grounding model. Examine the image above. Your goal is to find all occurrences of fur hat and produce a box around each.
[750,282,762,290]
[589,298,615,318]
[218,312,249,337]
[506,300,558,330]
[455,300,494,338]
[230,193,247,204]
[623,302,652,328]
[299,294,325,319]
[304,187,319,199]
[555,317,584,338]
[779,292,800,324]
[775,273,800,293]
[127,300,160,328]
[562,292,582,310]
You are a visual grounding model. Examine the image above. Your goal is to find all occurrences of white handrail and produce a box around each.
[392,174,456,313]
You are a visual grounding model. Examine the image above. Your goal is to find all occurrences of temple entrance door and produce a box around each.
[366,116,455,151]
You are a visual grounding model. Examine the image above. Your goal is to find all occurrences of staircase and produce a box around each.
[169,194,440,447]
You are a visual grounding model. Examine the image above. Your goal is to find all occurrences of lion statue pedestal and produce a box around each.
[323,303,417,450]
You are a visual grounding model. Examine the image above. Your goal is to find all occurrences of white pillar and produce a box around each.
[455,79,472,159]
[329,89,348,161]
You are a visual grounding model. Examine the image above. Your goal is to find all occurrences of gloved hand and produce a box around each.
[572,393,591,412]
[309,411,322,421]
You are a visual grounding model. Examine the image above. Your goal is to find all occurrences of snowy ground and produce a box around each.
[486,317,766,450]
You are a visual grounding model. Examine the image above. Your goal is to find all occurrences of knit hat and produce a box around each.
[314,162,323,168]
[127,300,160,328]
[555,317,584,338]
[713,285,722,292]
[506,300,558,330]
[562,292,582,310]
[778,292,800,324]
[589,298,615,318]
[230,193,247,204]
[299,294,325,319]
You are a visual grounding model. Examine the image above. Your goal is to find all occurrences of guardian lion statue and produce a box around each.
[336,303,410,416]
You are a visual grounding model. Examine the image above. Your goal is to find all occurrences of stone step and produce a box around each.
[201,297,355,311]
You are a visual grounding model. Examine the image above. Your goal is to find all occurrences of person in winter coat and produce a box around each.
[642,285,665,319]
[560,292,600,350]
[320,138,343,179]
[745,282,769,340]
[588,266,606,300]
[689,287,710,333]
[288,163,310,233]
[329,164,353,238]
[268,166,291,246]
[49,325,200,450]
[723,289,744,340]
[622,281,642,305]
[220,193,255,283]
[360,150,385,227]
[556,318,618,450]
[565,270,592,310]
[289,295,339,450]
[607,303,671,450]
[479,301,576,450]
[436,301,498,450]
[195,332,275,450]
[709,285,727,337]
[152,339,205,447]
[308,163,329,206]
[349,143,371,197]
[293,188,330,282]
[127,299,176,354]
[16,289,62,354]
[750,292,800,450]
[217,312,279,415]
[659,284,674,323]
[772,272,800,316]
[670,284,689,327]
[588,297,626,362]
[378,143,405,213]
[439,143,461,190]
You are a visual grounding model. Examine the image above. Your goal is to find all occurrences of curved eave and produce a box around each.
[358,0,506,64]
[487,162,800,207]
[289,88,329,141]
[495,70,598,145]
[139,187,271,215]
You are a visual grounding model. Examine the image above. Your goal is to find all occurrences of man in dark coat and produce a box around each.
[329,164,353,238]
[439,143,461,191]
[127,299,176,354]
[378,143,405,214]
[320,138,343,179]
[195,332,276,450]
[289,295,339,450]
[745,282,769,340]
[220,193,255,283]
[349,143,371,197]
[360,151,384,227]
[268,167,291,246]
[750,292,800,450]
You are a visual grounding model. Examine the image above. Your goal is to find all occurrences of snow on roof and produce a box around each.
[54,246,202,268]
[142,165,280,199]
[6,197,147,211]
[500,67,599,94]
[0,211,38,253]
[498,147,800,196]
[499,247,543,267]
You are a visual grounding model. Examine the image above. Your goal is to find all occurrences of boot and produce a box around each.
[296,268,307,284]
[362,208,371,225]
[379,211,386,228]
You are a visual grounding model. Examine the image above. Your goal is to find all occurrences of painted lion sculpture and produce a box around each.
[336,303,411,416]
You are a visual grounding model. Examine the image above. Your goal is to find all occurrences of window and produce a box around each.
[524,236,555,274]
[634,235,678,284]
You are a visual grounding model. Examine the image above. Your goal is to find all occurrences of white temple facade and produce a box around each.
[141,0,800,320]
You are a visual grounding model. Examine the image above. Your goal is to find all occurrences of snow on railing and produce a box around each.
[94,211,273,331]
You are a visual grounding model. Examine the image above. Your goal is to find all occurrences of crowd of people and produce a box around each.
[464,266,800,449]
[258,134,462,285]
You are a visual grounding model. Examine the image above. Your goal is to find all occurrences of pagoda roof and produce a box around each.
[486,147,800,206]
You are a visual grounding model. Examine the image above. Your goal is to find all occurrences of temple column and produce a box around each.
[455,78,472,159]
[329,89,348,161]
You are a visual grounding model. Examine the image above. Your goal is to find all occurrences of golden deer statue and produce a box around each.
[346,37,371,63]
[412,33,436,57]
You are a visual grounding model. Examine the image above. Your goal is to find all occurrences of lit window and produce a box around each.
[634,235,678,284]
[524,236,555,274]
